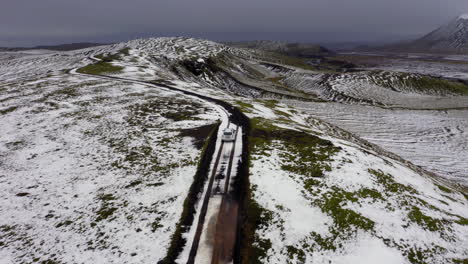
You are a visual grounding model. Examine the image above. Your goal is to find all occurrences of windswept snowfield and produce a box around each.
[0,46,221,263]
[340,52,468,81]
[1,37,467,264]
[288,101,468,185]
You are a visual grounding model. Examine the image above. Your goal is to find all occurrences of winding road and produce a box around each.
[71,57,244,264]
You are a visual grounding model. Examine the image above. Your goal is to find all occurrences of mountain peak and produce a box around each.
[458,13,468,20]
[407,14,468,53]
[368,14,468,54]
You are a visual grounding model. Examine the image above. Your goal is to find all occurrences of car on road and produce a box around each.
[221,128,235,142]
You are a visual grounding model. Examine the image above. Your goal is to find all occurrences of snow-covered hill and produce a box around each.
[236,100,468,264]
[413,14,468,53]
[1,37,467,264]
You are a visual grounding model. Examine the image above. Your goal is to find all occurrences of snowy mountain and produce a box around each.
[367,14,468,54]
[0,37,467,264]
[412,14,468,53]
[355,14,468,54]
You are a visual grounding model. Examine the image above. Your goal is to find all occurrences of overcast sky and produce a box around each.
[1,0,467,46]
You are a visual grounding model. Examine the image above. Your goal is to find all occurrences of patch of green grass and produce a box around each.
[0,225,15,232]
[0,225,16,247]
[369,169,418,195]
[124,146,152,162]
[249,118,378,255]
[162,111,201,122]
[407,206,446,232]
[258,99,279,109]
[307,232,338,251]
[455,217,468,226]
[146,182,164,187]
[303,178,321,193]
[452,258,468,264]
[174,46,185,55]
[236,100,254,113]
[125,180,142,188]
[0,106,18,115]
[295,187,377,253]
[356,188,384,201]
[248,114,463,263]
[436,184,453,193]
[265,52,317,71]
[250,117,339,178]
[78,49,128,75]
[275,110,293,120]
[128,99,203,124]
[40,260,60,264]
[406,246,447,264]
[365,168,466,263]
[285,245,306,263]
[248,118,392,256]
[77,61,123,75]
[317,187,375,232]
[55,220,73,228]
[98,193,116,201]
[95,207,118,222]
[250,117,278,133]
[53,87,79,97]
[119,47,131,56]
[407,76,468,95]
[242,190,274,264]
[95,193,118,222]
[372,71,468,96]
[5,140,25,150]
[107,98,211,177]
[95,51,122,62]
[151,214,166,232]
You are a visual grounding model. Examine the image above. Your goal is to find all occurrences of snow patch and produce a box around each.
[458,13,468,20]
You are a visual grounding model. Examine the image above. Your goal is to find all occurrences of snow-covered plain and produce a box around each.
[0,47,221,263]
[280,69,468,107]
[287,101,468,185]
[374,59,468,81]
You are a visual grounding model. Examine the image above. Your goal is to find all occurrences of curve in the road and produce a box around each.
[71,65,250,264]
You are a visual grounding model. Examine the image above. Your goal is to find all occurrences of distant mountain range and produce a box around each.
[415,14,468,52]
[358,14,468,54]
[226,40,334,57]
[4,14,468,55]
[0,42,106,52]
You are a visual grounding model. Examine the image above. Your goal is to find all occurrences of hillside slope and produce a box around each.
[0,37,467,264]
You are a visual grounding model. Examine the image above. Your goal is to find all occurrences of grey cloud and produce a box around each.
[1,0,467,46]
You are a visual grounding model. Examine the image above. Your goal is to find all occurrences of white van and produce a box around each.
[221,128,235,142]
